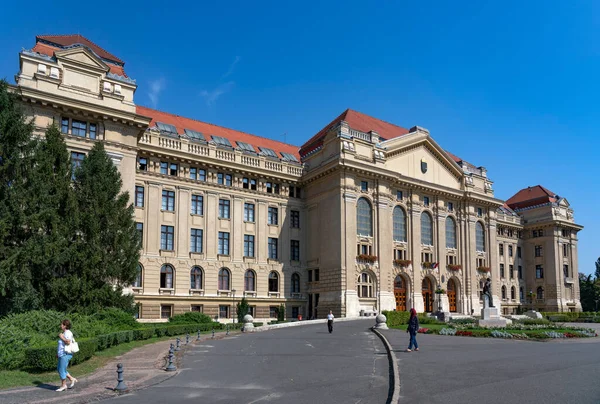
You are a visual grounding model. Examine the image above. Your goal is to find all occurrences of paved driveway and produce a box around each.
[108,319,390,404]
[381,328,600,404]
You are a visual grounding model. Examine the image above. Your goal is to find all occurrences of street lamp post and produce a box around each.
[232,289,236,324]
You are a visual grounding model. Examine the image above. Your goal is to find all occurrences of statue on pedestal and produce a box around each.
[483,278,494,308]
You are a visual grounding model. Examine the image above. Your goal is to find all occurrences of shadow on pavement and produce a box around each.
[33,382,57,391]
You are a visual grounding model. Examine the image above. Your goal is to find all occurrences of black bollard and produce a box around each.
[196,330,201,341]
[175,337,181,352]
[212,327,215,339]
[226,324,229,336]
[165,345,177,372]
[186,333,190,345]
[115,363,128,391]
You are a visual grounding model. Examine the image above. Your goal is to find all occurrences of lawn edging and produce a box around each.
[371,327,400,404]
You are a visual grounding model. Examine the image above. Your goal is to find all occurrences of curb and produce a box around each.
[246,316,373,332]
[371,327,400,404]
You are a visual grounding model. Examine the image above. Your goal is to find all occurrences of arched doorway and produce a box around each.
[422,278,433,312]
[447,279,457,312]
[394,275,406,311]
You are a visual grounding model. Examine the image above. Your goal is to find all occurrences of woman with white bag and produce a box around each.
[56,319,78,392]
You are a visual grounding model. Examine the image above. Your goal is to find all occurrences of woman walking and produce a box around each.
[406,308,419,352]
[327,310,335,333]
[56,319,77,391]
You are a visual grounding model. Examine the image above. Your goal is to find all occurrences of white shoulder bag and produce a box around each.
[65,337,80,354]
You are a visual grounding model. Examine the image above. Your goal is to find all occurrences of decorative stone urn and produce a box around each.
[374,314,388,330]
[242,314,254,332]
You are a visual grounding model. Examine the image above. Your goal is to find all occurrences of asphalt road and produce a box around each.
[108,319,390,404]
[382,324,600,404]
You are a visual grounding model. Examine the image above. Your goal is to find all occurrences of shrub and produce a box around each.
[515,318,551,326]
[277,304,285,322]
[133,328,155,340]
[90,308,140,330]
[24,338,98,371]
[417,315,443,325]
[253,322,264,327]
[168,312,213,325]
[382,311,410,326]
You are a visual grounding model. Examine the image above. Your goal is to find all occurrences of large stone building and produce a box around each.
[11,34,583,321]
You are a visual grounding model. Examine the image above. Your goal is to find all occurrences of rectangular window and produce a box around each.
[136,222,143,244]
[423,196,430,207]
[219,199,230,219]
[191,194,203,215]
[160,162,168,175]
[138,157,147,171]
[315,269,319,281]
[89,123,97,139]
[477,208,483,217]
[268,207,278,225]
[161,305,173,319]
[447,201,453,212]
[135,186,145,207]
[563,264,569,278]
[538,229,544,237]
[291,240,300,261]
[72,120,87,137]
[266,182,273,193]
[162,190,175,211]
[396,190,403,200]
[250,179,257,190]
[243,177,250,189]
[268,237,278,259]
[361,181,368,191]
[518,265,523,279]
[295,187,301,198]
[244,235,255,257]
[218,232,230,255]
[190,167,197,180]
[244,203,255,222]
[218,173,224,185]
[225,174,232,186]
[169,163,178,176]
[219,305,230,319]
[269,306,278,318]
[273,183,280,194]
[536,265,544,279]
[61,117,69,133]
[517,246,522,258]
[191,305,203,313]
[509,245,513,257]
[291,210,300,228]
[160,225,174,251]
[71,151,85,176]
[198,169,206,181]
[308,270,313,282]
[499,244,504,256]
[563,244,569,257]
[190,229,203,253]
[289,186,295,197]
[535,245,543,257]
[509,265,514,279]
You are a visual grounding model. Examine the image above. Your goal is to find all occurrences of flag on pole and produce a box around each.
[433,262,439,269]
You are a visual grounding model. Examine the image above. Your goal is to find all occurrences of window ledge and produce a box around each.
[217,290,234,297]
[159,288,174,295]
[131,287,143,295]
[290,293,303,299]
[290,260,301,266]
[189,289,204,296]
[243,220,256,224]
[268,292,281,298]
[190,214,204,217]
[267,223,279,227]
[217,254,231,260]
[243,291,257,297]
[160,209,176,213]
[218,217,231,221]
[159,250,175,257]
[267,258,280,264]
[243,257,256,263]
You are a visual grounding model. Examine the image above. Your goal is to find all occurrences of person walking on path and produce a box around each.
[327,310,335,333]
[406,308,419,352]
[56,319,77,392]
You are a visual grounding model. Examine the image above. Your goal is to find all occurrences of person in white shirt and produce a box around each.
[327,310,335,333]
[56,319,77,392]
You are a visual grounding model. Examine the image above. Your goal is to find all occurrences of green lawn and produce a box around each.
[0,336,172,390]
[389,324,446,331]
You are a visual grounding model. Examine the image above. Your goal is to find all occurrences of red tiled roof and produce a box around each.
[37,34,124,64]
[136,106,301,161]
[31,42,128,77]
[445,151,463,163]
[506,185,557,210]
[300,109,410,156]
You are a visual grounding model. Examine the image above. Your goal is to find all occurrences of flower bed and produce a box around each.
[393,259,412,267]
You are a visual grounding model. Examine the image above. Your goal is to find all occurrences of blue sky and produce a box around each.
[0,1,598,275]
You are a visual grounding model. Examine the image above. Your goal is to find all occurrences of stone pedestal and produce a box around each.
[374,314,388,329]
[242,314,254,332]
[524,310,543,319]
[435,311,451,323]
[478,306,511,328]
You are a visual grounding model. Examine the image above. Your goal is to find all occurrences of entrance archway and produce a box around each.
[447,278,457,312]
[422,277,433,312]
[394,275,407,311]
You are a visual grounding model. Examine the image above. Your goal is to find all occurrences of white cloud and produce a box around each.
[148,78,165,108]
[200,81,235,106]
[222,56,241,78]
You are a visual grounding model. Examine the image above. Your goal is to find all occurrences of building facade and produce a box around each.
[11,35,583,321]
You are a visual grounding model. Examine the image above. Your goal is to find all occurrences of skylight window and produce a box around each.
[236,141,256,153]
[280,152,299,163]
[212,135,232,148]
[156,122,178,135]
[259,147,278,158]
[184,129,207,142]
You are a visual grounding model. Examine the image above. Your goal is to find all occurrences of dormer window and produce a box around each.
[114,84,122,95]
[281,152,299,163]
[156,122,178,137]
[259,147,278,158]
[212,135,232,148]
[103,82,112,92]
[236,141,256,153]
[37,64,47,74]
[184,129,206,143]
[50,67,59,79]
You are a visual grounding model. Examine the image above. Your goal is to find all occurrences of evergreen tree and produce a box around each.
[65,142,140,313]
[595,257,600,280]
[237,297,250,323]
[0,80,39,315]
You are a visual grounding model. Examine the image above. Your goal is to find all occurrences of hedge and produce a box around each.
[382,311,410,326]
[542,312,600,322]
[24,338,98,371]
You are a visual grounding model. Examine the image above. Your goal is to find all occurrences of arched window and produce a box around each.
[268,271,279,292]
[445,217,456,249]
[537,286,544,300]
[393,206,407,242]
[357,198,373,237]
[291,273,300,294]
[394,275,403,289]
[520,287,524,301]
[421,212,433,245]
[218,268,230,290]
[511,286,516,300]
[244,270,255,292]
[501,285,506,299]
[160,264,173,289]
[133,263,143,288]
[357,272,375,298]
[190,266,203,290]
[476,222,485,252]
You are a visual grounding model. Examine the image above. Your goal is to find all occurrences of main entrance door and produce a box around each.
[448,279,457,312]
[422,278,433,312]
[394,275,406,311]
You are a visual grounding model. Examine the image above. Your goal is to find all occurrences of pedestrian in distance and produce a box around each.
[56,319,77,391]
[406,308,419,352]
[327,310,335,333]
